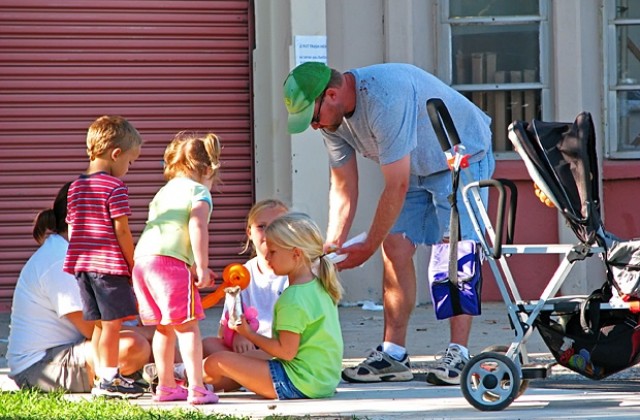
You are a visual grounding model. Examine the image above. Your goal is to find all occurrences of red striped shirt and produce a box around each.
[63,172,132,276]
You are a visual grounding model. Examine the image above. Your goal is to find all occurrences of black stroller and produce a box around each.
[428,99,640,411]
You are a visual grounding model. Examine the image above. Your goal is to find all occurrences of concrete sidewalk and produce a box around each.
[11,302,639,419]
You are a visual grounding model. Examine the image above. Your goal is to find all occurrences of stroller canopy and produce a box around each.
[508,112,603,245]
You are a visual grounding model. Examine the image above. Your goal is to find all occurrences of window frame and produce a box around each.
[436,0,551,160]
[605,1,640,159]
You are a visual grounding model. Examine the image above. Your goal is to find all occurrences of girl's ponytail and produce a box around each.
[317,256,343,304]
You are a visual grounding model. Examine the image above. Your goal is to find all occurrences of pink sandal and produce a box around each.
[188,385,219,405]
[152,384,188,402]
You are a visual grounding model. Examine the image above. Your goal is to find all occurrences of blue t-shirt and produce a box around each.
[323,63,492,176]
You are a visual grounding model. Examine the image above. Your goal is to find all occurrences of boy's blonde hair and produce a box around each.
[241,199,289,255]
[86,115,142,160]
[163,131,222,183]
[266,212,343,304]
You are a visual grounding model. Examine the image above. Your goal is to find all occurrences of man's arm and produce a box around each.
[338,154,410,269]
[65,311,155,342]
[326,153,359,246]
[64,311,94,339]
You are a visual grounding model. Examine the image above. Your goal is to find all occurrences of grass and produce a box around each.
[0,389,247,420]
[0,389,362,420]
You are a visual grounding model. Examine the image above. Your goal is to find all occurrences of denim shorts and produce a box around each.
[268,359,307,400]
[391,152,496,245]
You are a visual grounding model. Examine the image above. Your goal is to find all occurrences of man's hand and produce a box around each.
[336,242,375,270]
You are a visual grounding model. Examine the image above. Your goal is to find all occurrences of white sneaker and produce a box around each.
[341,346,414,383]
[425,345,469,386]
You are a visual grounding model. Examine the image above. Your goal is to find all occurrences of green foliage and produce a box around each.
[0,389,248,420]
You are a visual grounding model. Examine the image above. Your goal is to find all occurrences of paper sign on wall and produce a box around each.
[295,35,327,67]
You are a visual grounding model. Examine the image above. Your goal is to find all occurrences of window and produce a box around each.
[606,1,640,158]
[438,0,549,157]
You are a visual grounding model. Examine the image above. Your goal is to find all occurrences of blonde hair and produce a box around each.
[163,132,222,184]
[266,212,343,304]
[86,115,142,160]
[241,199,289,255]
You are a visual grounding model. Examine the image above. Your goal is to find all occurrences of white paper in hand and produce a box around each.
[325,232,368,264]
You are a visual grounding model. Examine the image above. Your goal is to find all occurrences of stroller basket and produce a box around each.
[535,299,640,380]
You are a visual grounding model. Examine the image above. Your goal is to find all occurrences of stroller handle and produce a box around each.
[474,179,517,259]
[426,98,461,152]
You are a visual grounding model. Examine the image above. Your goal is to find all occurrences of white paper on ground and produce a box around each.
[361,300,384,311]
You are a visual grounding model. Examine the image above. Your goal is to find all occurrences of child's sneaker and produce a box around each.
[91,373,145,399]
[425,345,470,386]
[341,346,414,383]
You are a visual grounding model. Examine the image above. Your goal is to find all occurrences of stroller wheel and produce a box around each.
[461,352,520,411]
[481,345,529,398]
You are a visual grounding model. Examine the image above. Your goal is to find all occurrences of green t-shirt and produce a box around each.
[273,278,343,398]
[134,177,212,266]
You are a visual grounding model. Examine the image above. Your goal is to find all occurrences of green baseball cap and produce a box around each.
[283,62,331,134]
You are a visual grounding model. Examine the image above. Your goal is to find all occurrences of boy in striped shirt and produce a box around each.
[63,115,145,398]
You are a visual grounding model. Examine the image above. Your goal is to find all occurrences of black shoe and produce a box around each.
[91,373,145,399]
[127,369,151,392]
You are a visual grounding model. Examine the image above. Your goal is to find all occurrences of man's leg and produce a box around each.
[341,233,416,383]
[425,154,494,386]
[450,314,472,348]
[381,233,417,347]
[117,330,151,376]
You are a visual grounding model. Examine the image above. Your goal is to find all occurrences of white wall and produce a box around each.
[252,0,294,205]
[552,0,607,295]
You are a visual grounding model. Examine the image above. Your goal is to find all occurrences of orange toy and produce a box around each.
[201,263,251,309]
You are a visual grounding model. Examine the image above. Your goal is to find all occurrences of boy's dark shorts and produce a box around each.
[75,271,138,321]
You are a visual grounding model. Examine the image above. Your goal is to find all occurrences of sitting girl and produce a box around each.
[202,199,289,391]
[203,212,344,399]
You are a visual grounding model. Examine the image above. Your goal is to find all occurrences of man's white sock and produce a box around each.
[449,343,469,359]
[382,342,407,360]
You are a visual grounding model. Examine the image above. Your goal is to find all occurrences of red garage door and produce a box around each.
[0,0,254,310]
